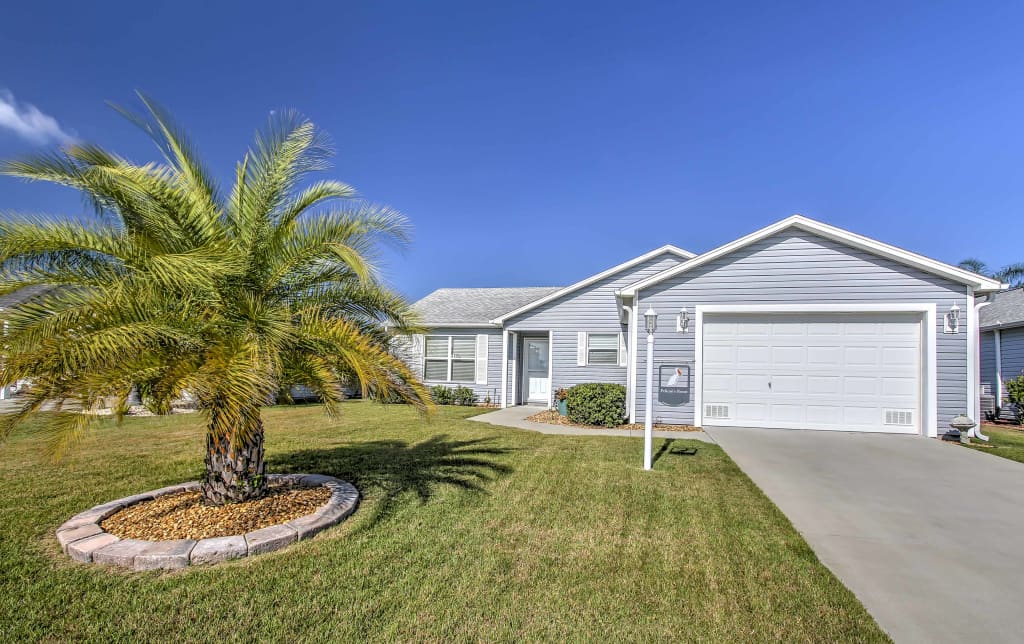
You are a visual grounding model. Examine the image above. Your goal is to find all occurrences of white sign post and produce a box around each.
[643,307,658,470]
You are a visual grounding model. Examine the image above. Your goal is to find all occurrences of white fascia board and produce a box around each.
[618,215,1006,297]
[490,245,695,324]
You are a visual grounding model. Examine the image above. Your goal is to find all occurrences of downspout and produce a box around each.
[994,328,1003,410]
[972,298,992,442]
[622,304,633,412]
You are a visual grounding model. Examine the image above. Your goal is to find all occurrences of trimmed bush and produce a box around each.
[430,385,454,405]
[452,386,476,406]
[566,383,626,427]
[1005,374,1024,424]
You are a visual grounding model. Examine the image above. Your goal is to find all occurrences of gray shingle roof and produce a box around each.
[413,287,562,326]
[980,288,1024,330]
[0,285,58,309]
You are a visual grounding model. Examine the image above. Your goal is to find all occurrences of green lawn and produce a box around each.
[966,424,1024,463]
[0,402,886,642]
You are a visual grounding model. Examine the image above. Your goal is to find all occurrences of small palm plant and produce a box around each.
[0,96,431,505]
[958,258,1024,288]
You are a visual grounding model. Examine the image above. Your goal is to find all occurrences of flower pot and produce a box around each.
[557,400,568,416]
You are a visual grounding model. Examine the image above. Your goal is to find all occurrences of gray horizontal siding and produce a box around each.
[503,252,683,405]
[980,330,998,416]
[634,230,969,433]
[402,326,503,404]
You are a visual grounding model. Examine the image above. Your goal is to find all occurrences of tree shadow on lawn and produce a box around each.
[268,435,516,530]
[651,438,699,466]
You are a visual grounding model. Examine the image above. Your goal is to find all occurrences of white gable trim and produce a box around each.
[617,215,1006,297]
[490,245,695,324]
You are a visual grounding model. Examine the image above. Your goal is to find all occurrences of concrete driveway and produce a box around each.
[705,426,1024,644]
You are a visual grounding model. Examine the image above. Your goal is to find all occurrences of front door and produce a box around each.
[524,338,550,404]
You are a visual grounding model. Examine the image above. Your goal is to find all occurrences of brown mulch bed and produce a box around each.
[101,484,331,541]
[527,409,700,432]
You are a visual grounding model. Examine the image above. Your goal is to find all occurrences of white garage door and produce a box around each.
[701,314,921,433]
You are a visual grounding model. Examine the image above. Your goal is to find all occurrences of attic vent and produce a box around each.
[704,404,731,420]
[884,410,914,426]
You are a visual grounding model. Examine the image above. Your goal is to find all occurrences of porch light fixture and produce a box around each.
[945,302,961,334]
[676,307,690,333]
[644,307,658,334]
[643,307,658,470]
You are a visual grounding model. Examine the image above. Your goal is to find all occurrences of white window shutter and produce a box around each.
[411,334,425,357]
[577,332,587,366]
[618,332,627,367]
[475,334,488,384]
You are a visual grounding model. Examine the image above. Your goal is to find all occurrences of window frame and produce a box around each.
[423,334,478,383]
[586,332,621,366]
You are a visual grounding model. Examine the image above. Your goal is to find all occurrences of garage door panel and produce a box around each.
[771,374,804,394]
[807,376,841,394]
[843,406,879,426]
[882,376,917,397]
[702,373,734,395]
[703,345,735,367]
[771,404,805,423]
[737,345,770,365]
[734,403,768,422]
[736,374,767,393]
[806,405,842,424]
[702,313,920,434]
[807,344,841,361]
[807,323,842,336]
[883,347,918,366]
[772,346,805,364]
[843,376,878,396]
[844,346,881,367]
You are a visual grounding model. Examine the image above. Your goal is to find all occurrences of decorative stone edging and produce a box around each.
[55,474,359,570]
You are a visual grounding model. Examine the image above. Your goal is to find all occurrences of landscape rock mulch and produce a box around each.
[527,409,700,432]
[101,485,331,541]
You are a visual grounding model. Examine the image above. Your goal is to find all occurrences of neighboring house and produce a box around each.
[979,288,1024,420]
[0,284,57,400]
[406,215,1004,438]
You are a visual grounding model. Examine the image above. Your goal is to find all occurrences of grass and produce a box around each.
[0,402,886,642]
[964,424,1024,463]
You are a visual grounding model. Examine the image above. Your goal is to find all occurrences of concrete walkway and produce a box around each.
[706,426,1024,644]
[468,406,714,442]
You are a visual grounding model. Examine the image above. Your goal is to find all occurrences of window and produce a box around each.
[587,333,619,365]
[424,335,477,382]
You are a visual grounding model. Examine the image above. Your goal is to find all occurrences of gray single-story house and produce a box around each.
[979,287,1024,420]
[406,215,1005,437]
[0,284,57,400]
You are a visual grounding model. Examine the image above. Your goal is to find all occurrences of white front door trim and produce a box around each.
[694,303,938,437]
[522,336,551,404]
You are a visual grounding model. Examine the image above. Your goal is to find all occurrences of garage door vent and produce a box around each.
[704,404,731,420]
[884,410,914,426]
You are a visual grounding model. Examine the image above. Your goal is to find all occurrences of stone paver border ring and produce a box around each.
[55,474,359,570]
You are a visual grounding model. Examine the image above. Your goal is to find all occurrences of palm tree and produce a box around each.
[0,96,431,505]
[958,258,1024,288]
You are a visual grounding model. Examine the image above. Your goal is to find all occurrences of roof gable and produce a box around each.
[490,245,694,323]
[619,215,1006,296]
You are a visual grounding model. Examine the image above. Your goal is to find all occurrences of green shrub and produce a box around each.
[430,385,454,405]
[1005,373,1024,424]
[452,386,476,406]
[566,383,626,427]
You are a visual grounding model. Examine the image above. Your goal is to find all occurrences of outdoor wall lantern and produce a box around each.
[644,307,658,334]
[676,307,690,333]
[944,302,961,334]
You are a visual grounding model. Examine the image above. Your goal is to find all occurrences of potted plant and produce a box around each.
[554,387,569,416]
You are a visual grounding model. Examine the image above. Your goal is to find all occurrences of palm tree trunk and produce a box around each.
[201,412,267,505]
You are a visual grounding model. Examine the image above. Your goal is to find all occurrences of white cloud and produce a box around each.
[0,90,75,145]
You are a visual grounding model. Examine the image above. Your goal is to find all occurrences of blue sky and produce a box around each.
[1,1,1022,299]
